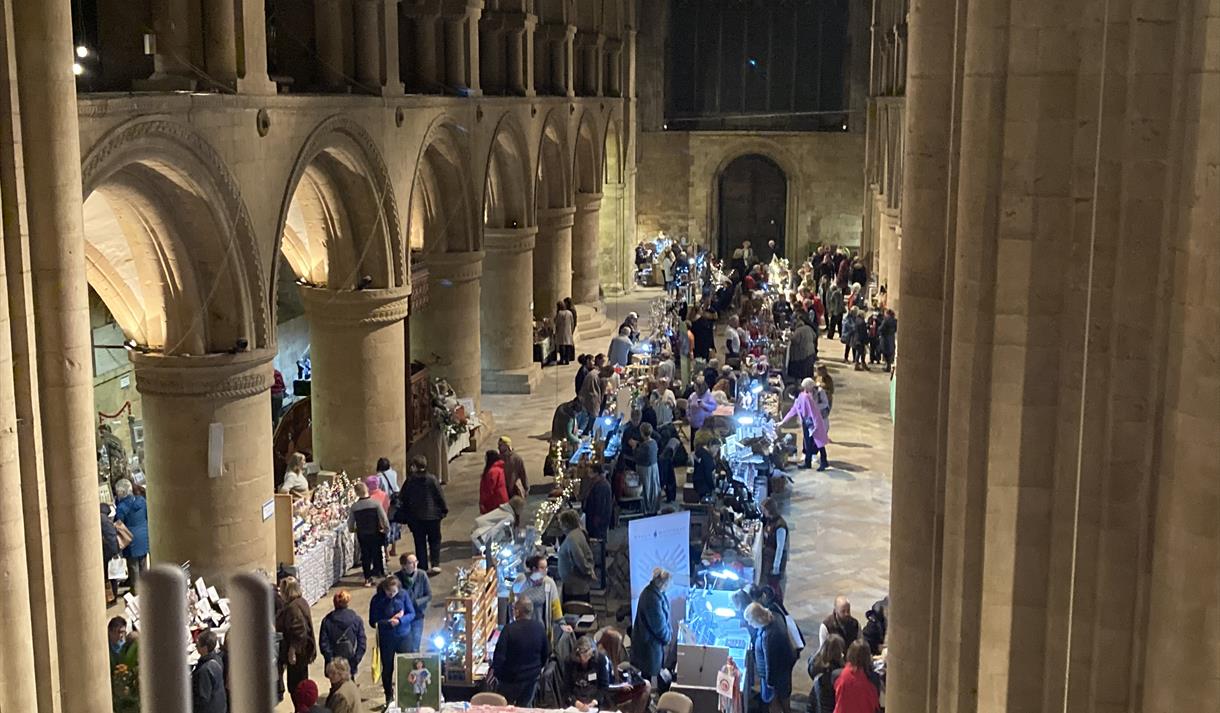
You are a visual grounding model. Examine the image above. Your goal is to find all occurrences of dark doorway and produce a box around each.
[717,154,786,262]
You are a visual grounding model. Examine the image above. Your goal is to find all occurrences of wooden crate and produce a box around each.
[442,559,499,684]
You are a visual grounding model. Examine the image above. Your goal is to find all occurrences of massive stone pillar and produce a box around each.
[410,251,483,403]
[411,9,441,90]
[203,0,238,82]
[598,183,626,294]
[533,206,574,318]
[481,227,541,393]
[302,287,409,478]
[571,192,602,304]
[354,0,405,95]
[12,0,112,708]
[132,351,276,582]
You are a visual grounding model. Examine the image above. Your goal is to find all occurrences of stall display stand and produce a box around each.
[442,558,499,685]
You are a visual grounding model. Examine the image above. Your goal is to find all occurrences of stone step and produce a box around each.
[575,302,615,343]
[481,364,543,394]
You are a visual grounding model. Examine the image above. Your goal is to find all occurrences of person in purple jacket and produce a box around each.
[779,377,830,470]
[369,576,416,704]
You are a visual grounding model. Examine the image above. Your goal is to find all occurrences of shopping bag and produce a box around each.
[369,631,381,685]
[115,520,133,550]
[108,555,129,581]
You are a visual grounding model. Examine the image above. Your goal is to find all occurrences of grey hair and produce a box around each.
[326,657,351,680]
[574,636,595,656]
[744,602,774,627]
[113,478,133,499]
[801,377,816,391]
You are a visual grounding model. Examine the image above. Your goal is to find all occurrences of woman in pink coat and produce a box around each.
[780,377,830,470]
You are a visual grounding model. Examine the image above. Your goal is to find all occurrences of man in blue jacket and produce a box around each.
[369,576,416,704]
[394,553,433,652]
[630,568,672,684]
[318,589,367,675]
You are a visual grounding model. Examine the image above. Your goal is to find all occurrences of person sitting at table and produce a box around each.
[595,628,652,713]
[564,636,611,712]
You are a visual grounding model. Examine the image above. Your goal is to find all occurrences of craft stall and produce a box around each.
[274,473,358,605]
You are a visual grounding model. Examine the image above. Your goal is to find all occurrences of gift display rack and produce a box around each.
[440,557,499,685]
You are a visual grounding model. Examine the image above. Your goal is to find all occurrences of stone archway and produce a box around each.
[408,120,484,401]
[273,117,409,480]
[570,112,603,304]
[79,118,274,582]
[716,153,787,262]
[598,118,629,294]
[481,113,541,393]
[534,109,574,318]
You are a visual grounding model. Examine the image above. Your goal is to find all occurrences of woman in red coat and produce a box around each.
[833,639,880,713]
[479,450,509,514]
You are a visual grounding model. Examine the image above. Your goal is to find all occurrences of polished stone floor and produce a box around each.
[266,286,894,709]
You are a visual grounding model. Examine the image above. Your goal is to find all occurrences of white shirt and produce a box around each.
[726,328,742,355]
[279,471,308,494]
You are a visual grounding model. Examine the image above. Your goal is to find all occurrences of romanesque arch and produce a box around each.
[570,111,604,302]
[482,113,533,229]
[80,117,268,354]
[534,108,576,314]
[598,118,628,293]
[274,116,406,293]
[704,142,802,261]
[410,120,479,254]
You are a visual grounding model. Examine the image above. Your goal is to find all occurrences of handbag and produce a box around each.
[115,520,134,550]
[108,555,129,581]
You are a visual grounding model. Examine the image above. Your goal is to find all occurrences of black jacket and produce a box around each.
[492,618,549,684]
[692,446,717,498]
[100,504,119,563]
[399,472,448,523]
[565,651,611,706]
[582,477,614,540]
[318,607,367,672]
[192,651,228,713]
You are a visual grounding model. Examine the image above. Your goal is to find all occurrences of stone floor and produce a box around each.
[259,286,893,709]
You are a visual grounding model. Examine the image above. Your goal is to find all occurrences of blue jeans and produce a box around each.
[406,619,424,654]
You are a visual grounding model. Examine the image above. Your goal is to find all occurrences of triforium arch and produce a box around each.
[570,110,603,303]
[79,117,276,582]
[534,107,576,315]
[409,117,484,401]
[706,142,801,261]
[275,116,411,480]
[80,117,269,355]
[480,112,542,391]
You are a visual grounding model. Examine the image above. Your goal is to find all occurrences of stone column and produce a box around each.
[410,251,483,403]
[354,0,405,94]
[533,207,575,318]
[481,227,542,393]
[315,0,347,89]
[414,12,440,90]
[12,0,112,708]
[506,22,534,95]
[522,14,536,95]
[571,192,602,304]
[605,40,623,96]
[598,183,626,294]
[444,14,467,92]
[234,0,278,93]
[301,287,409,478]
[203,0,238,83]
[131,350,276,582]
[478,15,504,93]
[137,0,197,89]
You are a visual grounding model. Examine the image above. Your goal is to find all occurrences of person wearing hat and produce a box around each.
[318,590,367,676]
[291,679,330,713]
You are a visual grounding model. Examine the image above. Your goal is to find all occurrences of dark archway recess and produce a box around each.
[717,154,786,261]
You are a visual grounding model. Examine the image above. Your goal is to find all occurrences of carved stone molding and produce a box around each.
[299,286,411,327]
[484,226,539,254]
[420,250,484,283]
[130,349,274,400]
[80,117,271,349]
[538,206,577,230]
[575,192,603,212]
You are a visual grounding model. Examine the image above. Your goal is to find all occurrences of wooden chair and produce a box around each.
[470,691,508,705]
[657,690,694,713]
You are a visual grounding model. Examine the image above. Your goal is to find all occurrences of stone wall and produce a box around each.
[636,130,864,259]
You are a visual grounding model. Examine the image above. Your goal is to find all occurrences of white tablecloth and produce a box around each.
[296,526,357,605]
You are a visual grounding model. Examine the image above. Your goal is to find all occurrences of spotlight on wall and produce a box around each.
[231,337,250,354]
[295,277,316,287]
[76,45,89,59]
[356,275,374,290]
[662,122,668,130]
[72,62,84,76]
[841,122,849,131]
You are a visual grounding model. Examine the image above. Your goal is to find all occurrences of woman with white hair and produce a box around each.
[112,478,149,592]
[779,378,830,470]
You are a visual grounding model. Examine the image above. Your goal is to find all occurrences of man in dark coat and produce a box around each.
[582,466,614,540]
[691,438,722,499]
[398,456,448,574]
[630,569,672,681]
[493,598,550,706]
[818,596,861,646]
[192,629,228,713]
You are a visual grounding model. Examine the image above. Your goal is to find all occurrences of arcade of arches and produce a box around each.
[0,0,1216,712]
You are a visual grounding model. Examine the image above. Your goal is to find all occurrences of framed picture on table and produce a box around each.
[395,653,442,710]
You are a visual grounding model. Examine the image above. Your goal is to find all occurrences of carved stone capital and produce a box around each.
[421,250,485,283]
[538,206,577,230]
[484,226,539,254]
[300,286,411,328]
[131,349,274,400]
[575,192,603,212]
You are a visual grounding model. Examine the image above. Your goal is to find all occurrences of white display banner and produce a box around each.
[628,511,692,624]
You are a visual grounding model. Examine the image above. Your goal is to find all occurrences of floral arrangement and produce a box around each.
[430,377,469,445]
[111,662,139,713]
